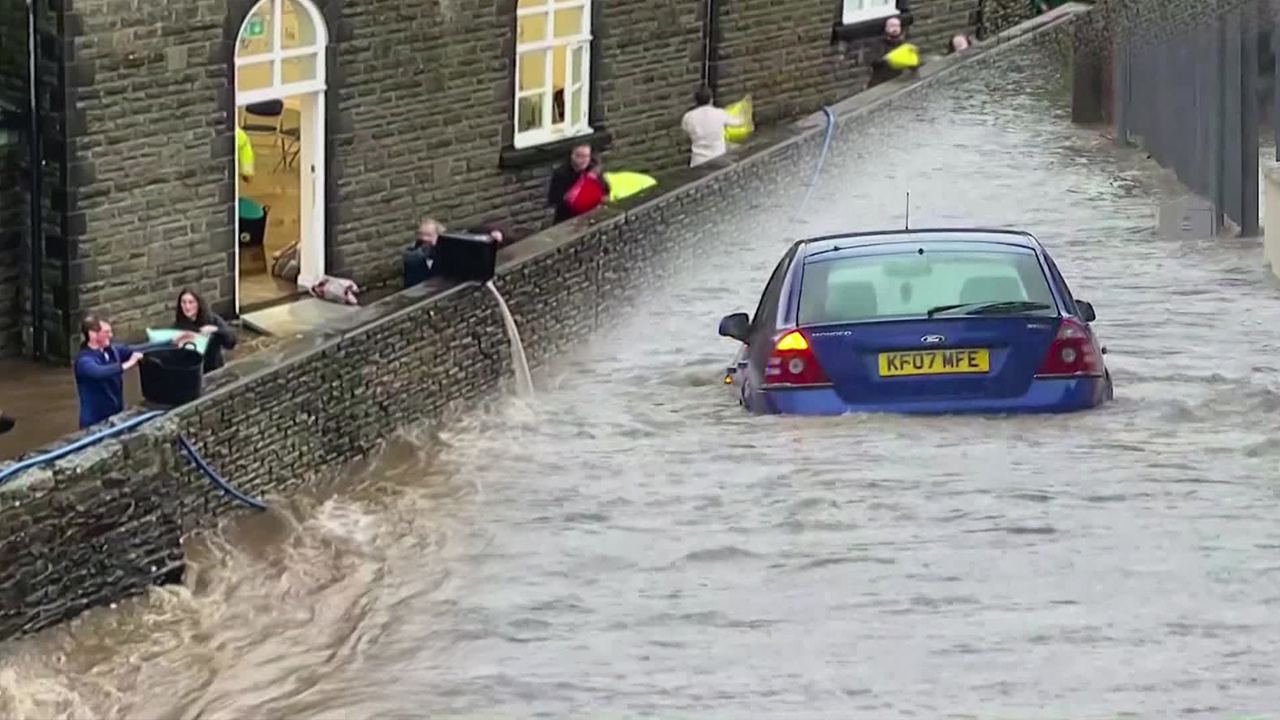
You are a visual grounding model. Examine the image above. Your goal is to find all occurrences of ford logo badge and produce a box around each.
[921,334,945,345]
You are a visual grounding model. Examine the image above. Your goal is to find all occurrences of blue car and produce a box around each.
[718,228,1113,415]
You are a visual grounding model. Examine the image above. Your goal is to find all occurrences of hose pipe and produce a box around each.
[794,105,836,221]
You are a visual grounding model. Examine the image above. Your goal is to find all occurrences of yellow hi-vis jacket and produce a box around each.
[236,127,255,178]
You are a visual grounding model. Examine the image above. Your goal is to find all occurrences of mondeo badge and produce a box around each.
[921,334,945,344]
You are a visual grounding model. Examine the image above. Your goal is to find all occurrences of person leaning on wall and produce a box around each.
[403,215,445,288]
[547,143,610,224]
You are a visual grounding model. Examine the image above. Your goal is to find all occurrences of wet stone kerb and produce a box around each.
[0,6,1087,645]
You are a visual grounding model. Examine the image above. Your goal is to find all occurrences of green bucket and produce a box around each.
[239,197,264,220]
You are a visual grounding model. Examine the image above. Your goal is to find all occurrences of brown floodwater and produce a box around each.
[5,47,1280,717]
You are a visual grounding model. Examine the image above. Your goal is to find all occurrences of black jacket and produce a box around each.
[403,239,435,287]
[174,312,237,373]
[547,160,610,223]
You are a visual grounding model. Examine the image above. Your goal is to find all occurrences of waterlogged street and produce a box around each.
[7,47,1280,717]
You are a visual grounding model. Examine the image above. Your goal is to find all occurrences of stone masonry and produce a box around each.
[0,0,74,358]
[3,0,984,360]
[0,0,25,357]
[0,143,20,357]
[0,7,1087,644]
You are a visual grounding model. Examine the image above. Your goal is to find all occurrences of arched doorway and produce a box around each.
[233,0,327,312]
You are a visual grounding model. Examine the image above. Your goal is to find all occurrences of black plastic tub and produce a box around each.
[140,345,204,406]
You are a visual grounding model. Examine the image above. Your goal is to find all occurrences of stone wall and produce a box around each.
[0,6,1086,644]
[50,0,981,356]
[0,142,20,358]
[0,0,74,359]
[0,0,24,358]
[61,0,233,334]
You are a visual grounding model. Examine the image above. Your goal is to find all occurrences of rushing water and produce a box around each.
[485,280,535,400]
[7,48,1280,718]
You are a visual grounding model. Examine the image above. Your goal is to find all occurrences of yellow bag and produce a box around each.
[883,43,921,70]
[603,171,658,202]
[724,94,754,144]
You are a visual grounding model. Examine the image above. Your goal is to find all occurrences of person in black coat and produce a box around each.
[546,143,610,224]
[867,16,915,89]
[404,216,445,287]
[173,288,238,372]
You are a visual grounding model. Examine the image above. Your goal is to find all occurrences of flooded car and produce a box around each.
[718,228,1114,415]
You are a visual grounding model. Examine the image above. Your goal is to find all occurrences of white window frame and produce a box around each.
[841,0,899,26]
[234,0,328,107]
[514,0,593,149]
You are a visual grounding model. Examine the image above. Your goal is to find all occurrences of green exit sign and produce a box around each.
[245,17,265,37]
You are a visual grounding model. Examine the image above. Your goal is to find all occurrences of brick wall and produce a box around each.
[0,8,1083,644]
[47,0,982,356]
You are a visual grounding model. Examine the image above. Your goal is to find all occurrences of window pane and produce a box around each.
[568,85,583,126]
[797,250,1056,324]
[553,6,583,38]
[517,12,547,44]
[282,0,319,49]
[517,0,547,7]
[572,44,585,84]
[551,44,567,94]
[238,0,274,56]
[518,49,546,91]
[282,54,317,83]
[236,61,273,92]
[517,94,544,132]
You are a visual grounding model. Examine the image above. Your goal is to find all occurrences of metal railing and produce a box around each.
[1105,0,1264,235]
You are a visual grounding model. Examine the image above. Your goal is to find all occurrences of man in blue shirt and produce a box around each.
[73,315,149,429]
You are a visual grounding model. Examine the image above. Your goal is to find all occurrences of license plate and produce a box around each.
[878,348,990,377]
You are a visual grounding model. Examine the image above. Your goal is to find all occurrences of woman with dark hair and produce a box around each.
[173,288,238,372]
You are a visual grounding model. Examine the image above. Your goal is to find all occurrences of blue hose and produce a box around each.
[0,410,165,489]
[175,435,267,510]
[793,105,836,220]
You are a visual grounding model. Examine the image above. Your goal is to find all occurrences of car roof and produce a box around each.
[797,228,1045,262]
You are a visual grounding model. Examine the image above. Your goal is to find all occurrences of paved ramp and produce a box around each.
[240,296,360,337]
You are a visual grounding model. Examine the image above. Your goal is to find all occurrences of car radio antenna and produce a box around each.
[904,192,910,229]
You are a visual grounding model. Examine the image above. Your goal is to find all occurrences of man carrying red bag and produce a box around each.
[547,142,611,224]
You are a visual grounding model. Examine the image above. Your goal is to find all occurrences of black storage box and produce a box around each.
[433,231,497,283]
[140,346,205,407]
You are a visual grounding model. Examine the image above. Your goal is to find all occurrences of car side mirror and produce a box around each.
[718,312,751,343]
[1076,300,1096,323]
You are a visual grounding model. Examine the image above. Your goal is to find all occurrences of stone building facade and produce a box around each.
[0,0,30,358]
[0,0,982,360]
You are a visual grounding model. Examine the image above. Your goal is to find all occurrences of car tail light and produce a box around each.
[765,330,830,386]
[1035,318,1104,377]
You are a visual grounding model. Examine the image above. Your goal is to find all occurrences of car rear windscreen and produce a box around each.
[797,249,1057,324]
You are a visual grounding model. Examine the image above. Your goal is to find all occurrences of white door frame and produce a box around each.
[232,0,329,315]
[233,90,326,314]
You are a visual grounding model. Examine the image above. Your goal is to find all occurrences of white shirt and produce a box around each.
[682,105,739,167]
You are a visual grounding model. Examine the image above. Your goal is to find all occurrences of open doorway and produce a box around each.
[233,0,327,315]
